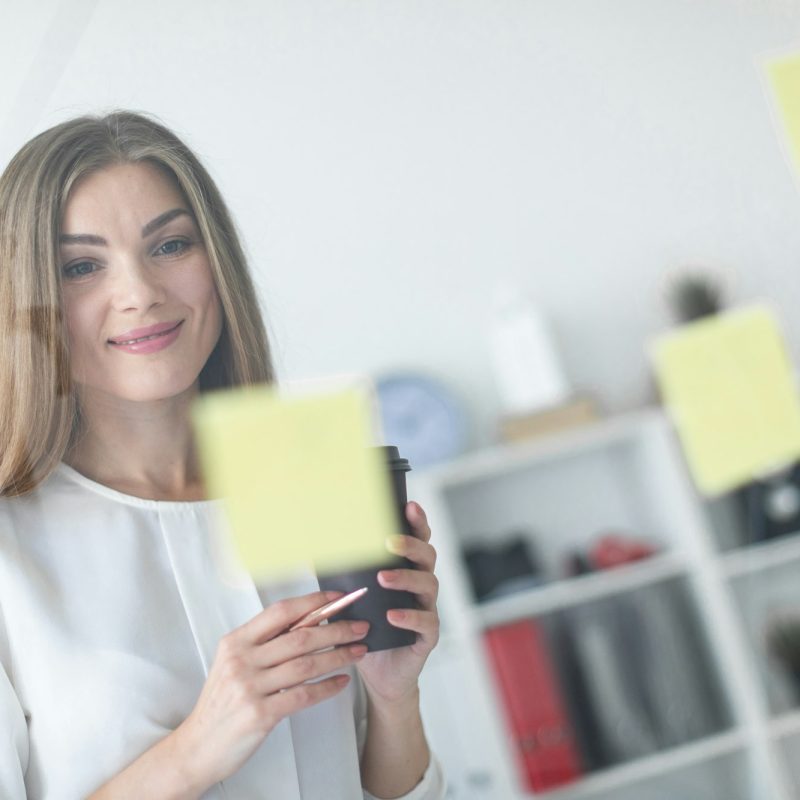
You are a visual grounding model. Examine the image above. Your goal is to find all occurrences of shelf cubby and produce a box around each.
[411,408,792,799]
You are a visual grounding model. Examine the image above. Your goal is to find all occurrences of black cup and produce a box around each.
[317,446,418,651]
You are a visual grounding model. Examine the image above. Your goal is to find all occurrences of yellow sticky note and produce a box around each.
[651,305,800,496]
[191,384,395,579]
[766,52,800,175]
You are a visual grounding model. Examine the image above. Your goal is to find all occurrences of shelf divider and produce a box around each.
[474,552,687,628]
[533,729,747,800]
[769,709,800,741]
[722,532,800,580]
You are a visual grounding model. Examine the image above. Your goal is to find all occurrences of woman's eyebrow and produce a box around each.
[59,207,192,246]
[141,208,192,238]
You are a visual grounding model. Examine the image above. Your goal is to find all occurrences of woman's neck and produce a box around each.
[66,391,208,502]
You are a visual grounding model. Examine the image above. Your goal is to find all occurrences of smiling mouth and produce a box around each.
[109,321,183,346]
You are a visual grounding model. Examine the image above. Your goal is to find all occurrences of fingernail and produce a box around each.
[379,570,397,583]
[386,535,405,554]
[388,609,406,622]
[351,621,370,635]
[349,644,368,657]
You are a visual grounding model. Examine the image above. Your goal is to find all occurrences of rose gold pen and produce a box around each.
[288,586,369,632]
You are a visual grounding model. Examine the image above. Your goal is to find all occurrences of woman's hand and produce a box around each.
[172,591,370,793]
[356,501,440,706]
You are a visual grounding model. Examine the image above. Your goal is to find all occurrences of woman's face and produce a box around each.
[59,162,223,405]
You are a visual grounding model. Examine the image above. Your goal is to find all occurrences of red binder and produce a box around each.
[484,619,582,792]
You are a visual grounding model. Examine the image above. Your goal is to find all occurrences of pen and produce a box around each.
[288,586,369,632]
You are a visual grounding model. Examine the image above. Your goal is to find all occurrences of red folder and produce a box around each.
[484,619,582,792]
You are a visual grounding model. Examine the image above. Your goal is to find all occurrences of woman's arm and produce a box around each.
[86,730,201,800]
[356,501,445,799]
[360,687,430,798]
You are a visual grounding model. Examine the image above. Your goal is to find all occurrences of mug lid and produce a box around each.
[374,445,411,472]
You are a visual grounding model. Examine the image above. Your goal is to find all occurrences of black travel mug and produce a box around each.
[317,446,418,651]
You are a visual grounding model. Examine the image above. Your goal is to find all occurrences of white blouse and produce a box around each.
[0,462,445,800]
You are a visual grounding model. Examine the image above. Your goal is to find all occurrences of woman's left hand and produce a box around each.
[355,500,440,705]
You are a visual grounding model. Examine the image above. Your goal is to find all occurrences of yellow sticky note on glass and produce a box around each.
[766,52,800,175]
[191,384,395,579]
[651,305,800,496]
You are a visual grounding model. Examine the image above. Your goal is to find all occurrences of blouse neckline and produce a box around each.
[55,461,223,512]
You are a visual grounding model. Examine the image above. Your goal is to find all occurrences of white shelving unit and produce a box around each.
[411,407,799,799]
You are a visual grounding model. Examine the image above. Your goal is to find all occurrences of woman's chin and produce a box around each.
[76,377,201,406]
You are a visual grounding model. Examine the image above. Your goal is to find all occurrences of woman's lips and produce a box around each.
[108,320,184,354]
[108,320,183,344]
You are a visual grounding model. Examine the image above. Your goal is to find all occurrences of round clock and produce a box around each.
[375,372,467,468]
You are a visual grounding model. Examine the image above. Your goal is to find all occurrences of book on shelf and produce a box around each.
[634,582,728,748]
[483,618,583,792]
[555,600,660,767]
[548,611,608,772]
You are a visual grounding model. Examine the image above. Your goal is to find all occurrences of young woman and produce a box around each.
[0,111,444,799]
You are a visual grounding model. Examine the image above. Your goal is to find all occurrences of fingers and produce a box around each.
[386,533,437,572]
[256,619,370,668]
[405,501,432,543]
[264,673,352,724]
[377,568,439,610]
[260,643,367,695]
[235,591,343,646]
[385,608,440,647]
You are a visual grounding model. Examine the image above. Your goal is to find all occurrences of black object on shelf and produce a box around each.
[737,463,800,544]
[463,534,543,602]
[766,610,800,704]
[549,611,609,772]
[565,551,593,578]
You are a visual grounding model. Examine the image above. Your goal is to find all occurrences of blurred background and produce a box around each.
[8,1,800,798]
[7,0,800,445]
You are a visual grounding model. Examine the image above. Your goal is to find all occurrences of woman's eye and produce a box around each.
[62,261,96,280]
[156,238,191,257]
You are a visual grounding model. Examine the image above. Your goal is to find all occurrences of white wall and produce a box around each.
[4,0,800,448]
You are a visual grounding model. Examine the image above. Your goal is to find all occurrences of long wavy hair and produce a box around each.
[0,110,275,497]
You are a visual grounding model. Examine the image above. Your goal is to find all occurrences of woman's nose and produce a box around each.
[109,257,168,311]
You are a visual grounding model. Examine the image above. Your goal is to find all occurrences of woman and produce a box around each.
[0,111,445,799]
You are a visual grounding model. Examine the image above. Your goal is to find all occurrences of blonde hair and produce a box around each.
[0,110,275,497]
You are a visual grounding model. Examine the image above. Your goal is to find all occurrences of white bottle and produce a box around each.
[489,283,571,416]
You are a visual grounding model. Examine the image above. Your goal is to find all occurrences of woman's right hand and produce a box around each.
[173,590,369,793]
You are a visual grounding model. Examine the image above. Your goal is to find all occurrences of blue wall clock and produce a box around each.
[375,372,467,468]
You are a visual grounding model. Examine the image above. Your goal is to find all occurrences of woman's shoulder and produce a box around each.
[0,463,92,551]
[0,480,48,558]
